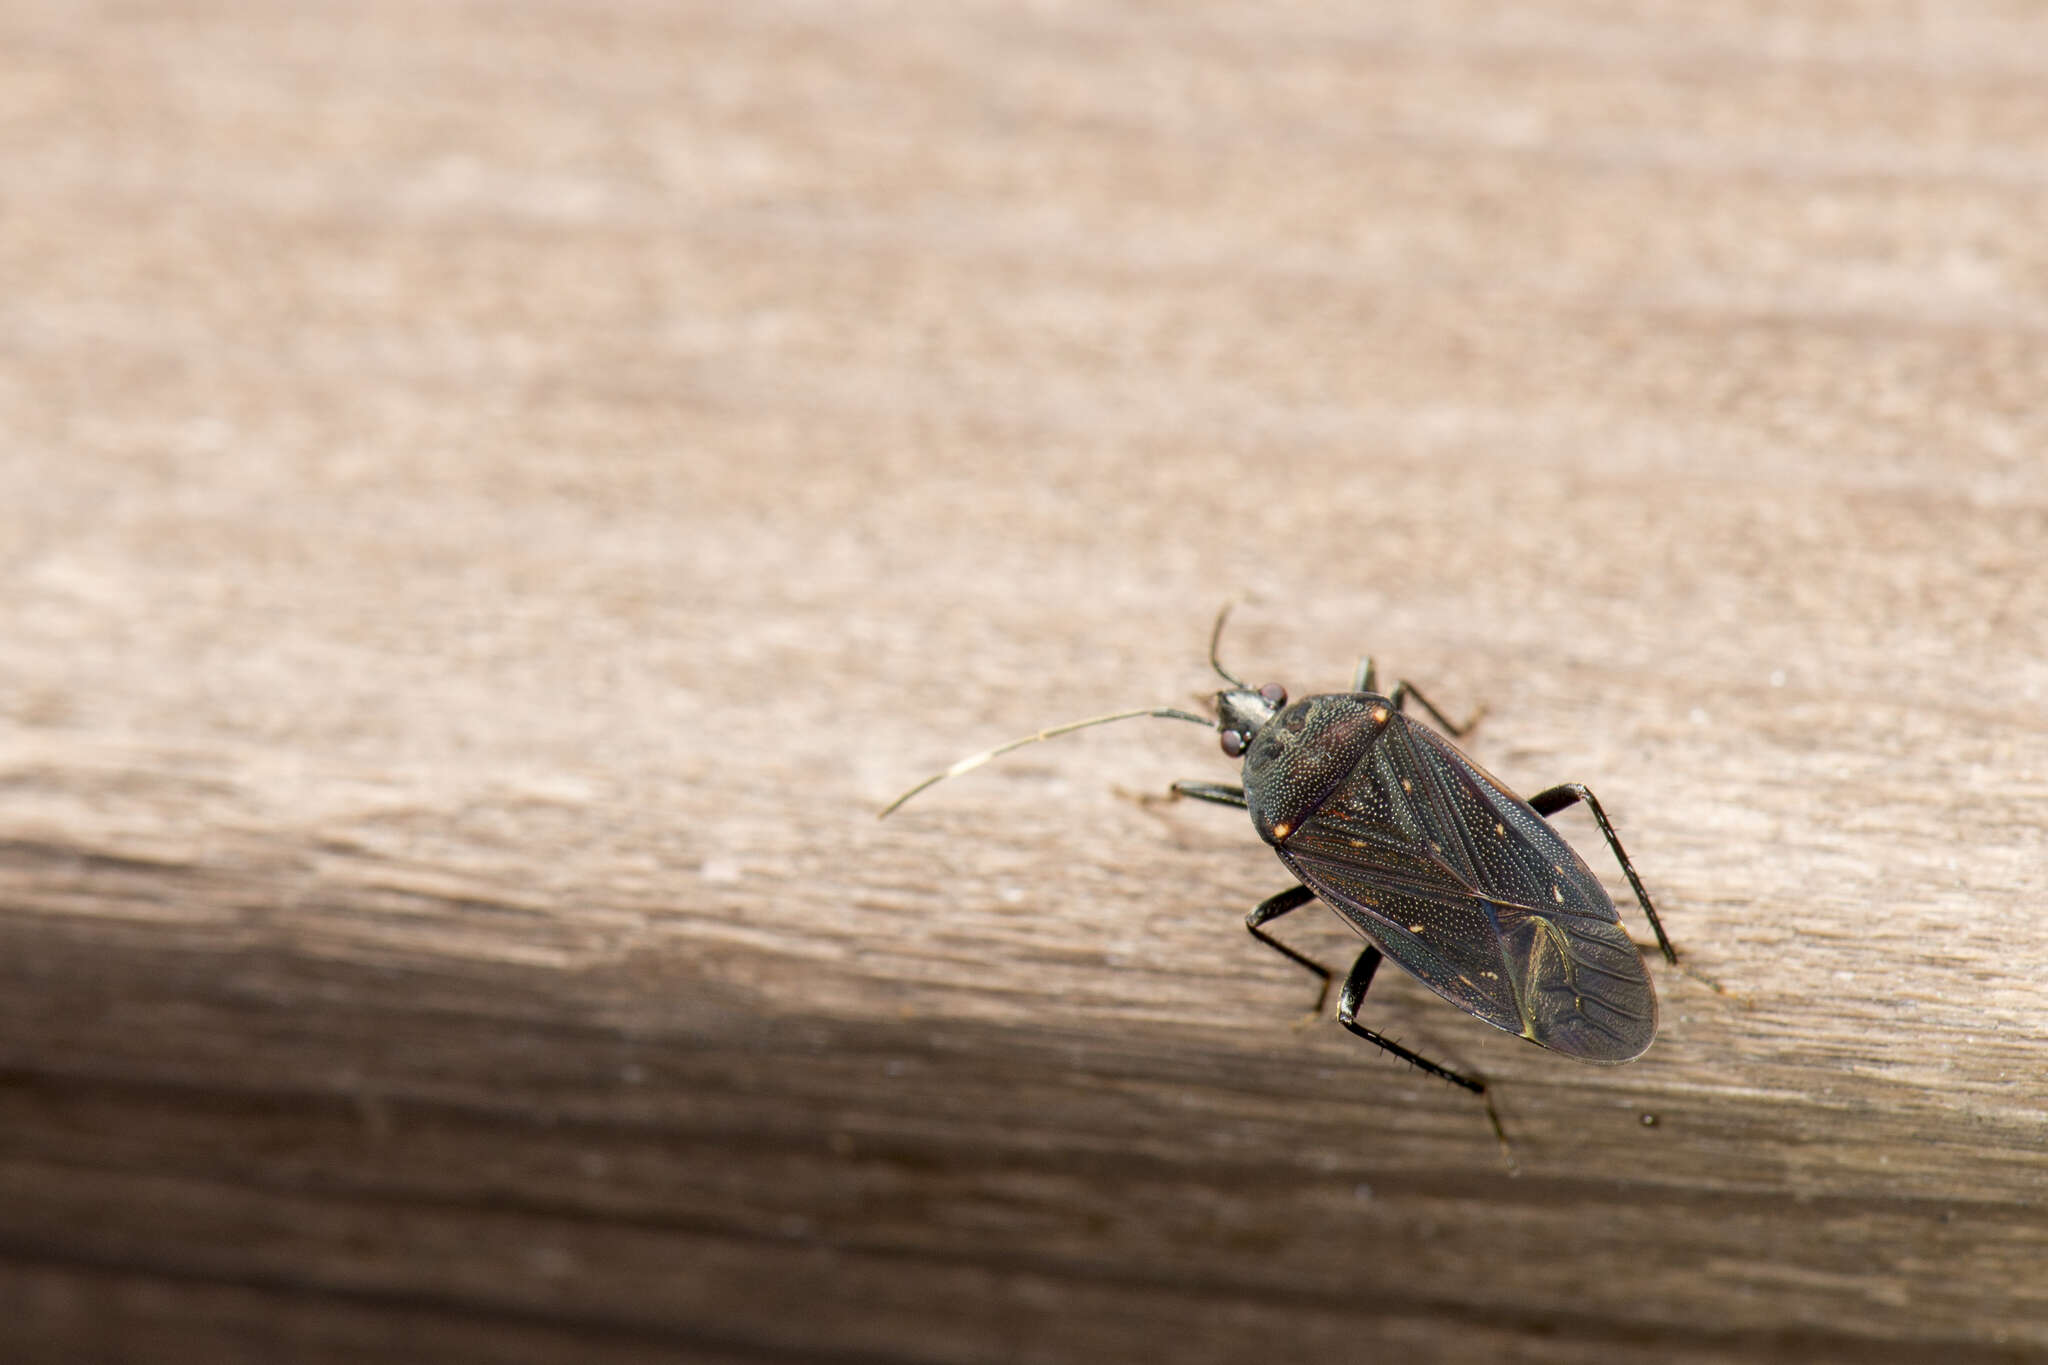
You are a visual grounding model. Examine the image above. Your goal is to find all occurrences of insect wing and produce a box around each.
[1279,714,1657,1062]
[1286,842,1527,1031]
[1404,722,1658,1060]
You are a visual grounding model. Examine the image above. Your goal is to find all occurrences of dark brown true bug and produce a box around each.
[881,607,1680,1133]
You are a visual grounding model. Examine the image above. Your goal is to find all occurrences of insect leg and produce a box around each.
[1527,783,1677,965]
[1170,785,1337,1011]
[1386,679,1483,738]
[1339,948,1513,1168]
[1244,883,1330,1013]
[1351,657,1378,692]
[1168,780,1247,809]
[1335,947,1486,1094]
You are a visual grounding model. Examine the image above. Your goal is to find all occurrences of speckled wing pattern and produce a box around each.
[1273,712,1657,1062]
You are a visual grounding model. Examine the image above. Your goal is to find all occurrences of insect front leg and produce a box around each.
[1526,783,1676,965]
[1388,679,1483,737]
[1354,658,1485,736]
[1167,779,1247,809]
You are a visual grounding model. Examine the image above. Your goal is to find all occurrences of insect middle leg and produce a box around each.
[1351,659,1483,737]
[1526,782,1677,965]
[1242,882,1333,1016]
[1168,784,1335,1013]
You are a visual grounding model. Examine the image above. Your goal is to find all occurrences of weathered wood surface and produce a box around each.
[2,1,2046,1360]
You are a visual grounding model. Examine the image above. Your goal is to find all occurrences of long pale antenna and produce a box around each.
[879,706,1212,818]
[1208,600,1248,688]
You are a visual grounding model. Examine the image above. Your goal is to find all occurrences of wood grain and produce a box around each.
[2,1,2046,1360]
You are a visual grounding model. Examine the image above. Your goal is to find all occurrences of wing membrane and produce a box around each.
[1277,712,1657,1062]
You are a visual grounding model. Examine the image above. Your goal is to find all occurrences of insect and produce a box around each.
[880,607,1680,1130]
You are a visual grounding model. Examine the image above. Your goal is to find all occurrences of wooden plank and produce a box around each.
[1,1,2045,1360]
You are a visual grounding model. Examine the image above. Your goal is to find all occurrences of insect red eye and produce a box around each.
[1220,730,1247,758]
[1259,684,1287,706]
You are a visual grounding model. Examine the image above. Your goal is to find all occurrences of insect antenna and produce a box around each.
[879,705,1213,817]
[1208,601,1249,688]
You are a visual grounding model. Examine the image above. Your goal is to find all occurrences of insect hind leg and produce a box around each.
[1336,948,1484,1094]
[1338,948,1512,1165]
[1526,783,1676,965]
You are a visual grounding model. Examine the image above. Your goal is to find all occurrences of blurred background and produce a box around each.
[1,2,2044,1361]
